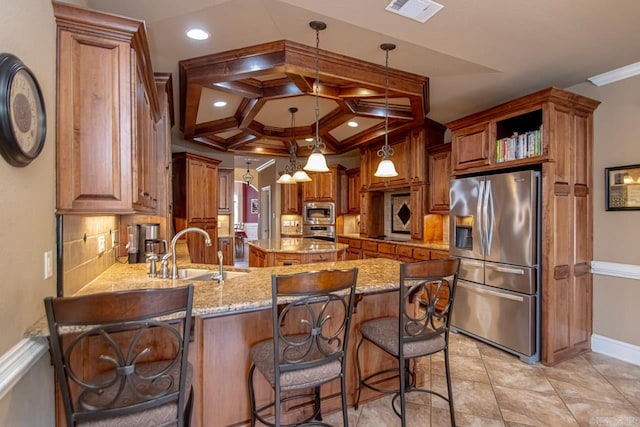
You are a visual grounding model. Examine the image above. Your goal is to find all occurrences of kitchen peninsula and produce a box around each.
[247,237,348,267]
[28,246,404,427]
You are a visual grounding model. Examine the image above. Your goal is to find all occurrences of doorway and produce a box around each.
[259,185,272,240]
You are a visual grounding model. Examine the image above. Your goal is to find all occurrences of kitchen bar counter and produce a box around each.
[26,254,398,338]
[247,237,347,253]
[337,233,449,251]
[29,248,403,426]
[247,237,348,267]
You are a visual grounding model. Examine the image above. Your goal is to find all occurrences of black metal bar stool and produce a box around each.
[44,285,195,427]
[354,258,460,426]
[247,268,358,426]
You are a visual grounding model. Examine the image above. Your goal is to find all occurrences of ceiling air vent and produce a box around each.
[385,0,443,23]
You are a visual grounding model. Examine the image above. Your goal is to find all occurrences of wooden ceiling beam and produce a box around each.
[194,117,239,137]
[237,98,264,129]
[212,81,263,98]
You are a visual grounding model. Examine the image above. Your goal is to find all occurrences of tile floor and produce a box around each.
[319,333,640,427]
[239,248,640,426]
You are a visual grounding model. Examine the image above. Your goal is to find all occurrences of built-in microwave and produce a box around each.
[302,202,335,225]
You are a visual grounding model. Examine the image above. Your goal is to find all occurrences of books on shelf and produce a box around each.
[496,125,542,163]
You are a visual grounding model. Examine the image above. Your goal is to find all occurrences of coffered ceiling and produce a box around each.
[179,39,429,157]
[85,0,640,163]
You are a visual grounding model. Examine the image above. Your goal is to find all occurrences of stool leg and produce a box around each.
[314,385,323,421]
[247,364,257,427]
[340,373,349,427]
[353,336,365,410]
[444,347,456,426]
[399,358,407,427]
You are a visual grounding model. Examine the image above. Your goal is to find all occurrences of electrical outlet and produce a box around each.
[98,235,106,254]
[44,250,53,279]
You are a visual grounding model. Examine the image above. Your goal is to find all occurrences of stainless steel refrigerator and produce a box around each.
[449,169,540,363]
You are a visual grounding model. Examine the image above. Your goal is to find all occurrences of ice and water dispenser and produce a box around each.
[127,223,167,263]
[453,216,473,251]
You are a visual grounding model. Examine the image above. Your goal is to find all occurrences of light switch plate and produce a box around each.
[98,235,106,254]
[44,250,53,279]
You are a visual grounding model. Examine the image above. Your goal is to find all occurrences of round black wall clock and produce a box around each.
[0,53,47,167]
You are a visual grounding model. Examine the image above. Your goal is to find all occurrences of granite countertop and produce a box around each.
[247,237,348,253]
[337,233,449,251]
[26,248,400,337]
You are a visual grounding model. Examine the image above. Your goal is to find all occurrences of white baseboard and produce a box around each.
[591,334,640,366]
[0,337,48,401]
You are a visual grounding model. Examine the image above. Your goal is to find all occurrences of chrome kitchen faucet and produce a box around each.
[162,227,212,279]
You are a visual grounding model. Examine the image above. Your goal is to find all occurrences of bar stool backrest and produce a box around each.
[44,285,194,427]
[272,268,358,377]
[399,259,460,350]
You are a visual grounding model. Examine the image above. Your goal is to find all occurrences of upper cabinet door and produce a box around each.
[218,168,233,214]
[451,123,492,173]
[54,2,162,215]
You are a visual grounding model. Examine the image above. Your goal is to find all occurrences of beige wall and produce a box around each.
[0,0,57,424]
[569,77,640,347]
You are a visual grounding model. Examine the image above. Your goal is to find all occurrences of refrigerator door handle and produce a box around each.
[485,179,494,255]
[477,180,486,256]
[486,264,526,275]
[458,281,525,302]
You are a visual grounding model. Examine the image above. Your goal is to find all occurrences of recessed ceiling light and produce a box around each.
[186,28,209,40]
[305,137,314,142]
[347,121,358,127]
[213,101,227,108]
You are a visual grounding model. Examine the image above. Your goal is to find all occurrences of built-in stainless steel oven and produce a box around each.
[302,225,335,241]
[302,202,335,225]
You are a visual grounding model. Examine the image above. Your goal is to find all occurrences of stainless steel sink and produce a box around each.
[177,268,247,281]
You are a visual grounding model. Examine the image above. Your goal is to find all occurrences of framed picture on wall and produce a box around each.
[605,164,640,210]
[250,198,258,214]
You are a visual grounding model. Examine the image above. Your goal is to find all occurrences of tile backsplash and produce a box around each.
[62,215,119,296]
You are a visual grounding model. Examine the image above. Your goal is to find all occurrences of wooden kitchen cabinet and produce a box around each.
[218,236,233,265]
[281,183,301,214]
[450,123,491,173]
[428,143,452,213]
[430,249,450,259]
[54,3,163,214]
[153,73,174,228]
[218,168,233,214]
[346,168,361,214]
[367,138,410,190]
[172,152,220,263]
[410,185,426,240]
[301,165,343,202]
[359,191,384,237]
[447,87,600,365]
[132,67,157,212]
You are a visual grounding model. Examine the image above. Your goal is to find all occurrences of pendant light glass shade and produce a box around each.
[375,156,399,177]
[374,43,398,178]
[276,172,293,184]
[304,21,330,173]
[292,168,312,182]
[304,145,329,172]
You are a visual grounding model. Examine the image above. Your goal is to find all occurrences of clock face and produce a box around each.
[9,69,44,156]
[0,53,46,167]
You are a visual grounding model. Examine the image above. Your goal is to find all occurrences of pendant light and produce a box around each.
[374,43,398,178]
[303,21,329,172]
[242,161,253,185]
[277,107,312,184]
[289,108,312,182]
